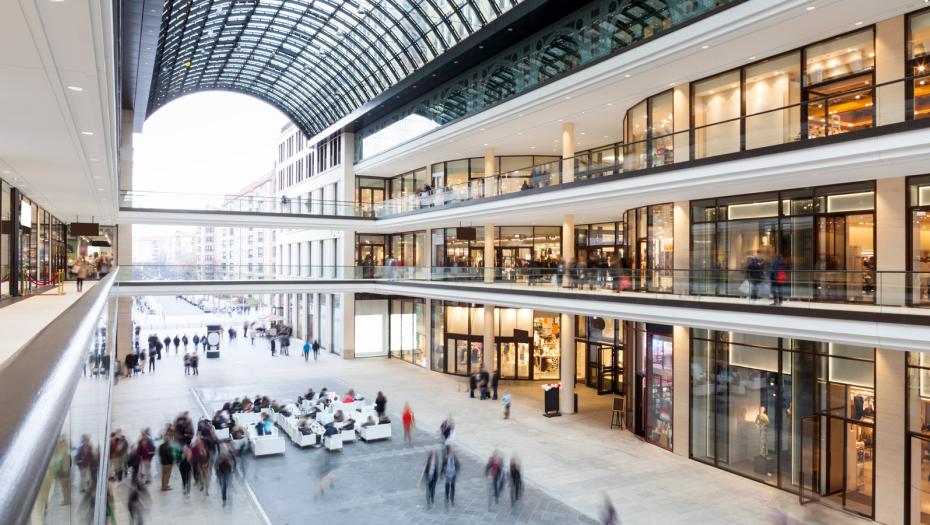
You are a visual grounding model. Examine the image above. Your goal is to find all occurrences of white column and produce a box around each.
[559,313,576,414]
[673,86,690,163]
[483,305,494,373]
[672,325,690,457]
[341,293,355,359]
[673,201,690,294]
[116,113,134,364]
[424,298,432,370]
[484,224,495,283]
[876,177,906,305]
[561,123,575,184]
[302,241,311,277]
[484,147,496,197]
[876,16,905,126]
[562,214,575,269]
[339,231,355,279]
[874,349,905,525]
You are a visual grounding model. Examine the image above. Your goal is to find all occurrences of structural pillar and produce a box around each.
[423,298,432,370]
[559,312,576,414]
[876,16,905,126]
[876,177,906,305]
[673,201,690,294]
[562,214,575,271]
[484,224,495,282]
[116,110,134,363]
[875,349,905,525]
[484,147,496,197]
[561,123,575,184]
[672,325,690,457]
[483,304,494,373]
[8,188,21,296]
[341,293,355,359]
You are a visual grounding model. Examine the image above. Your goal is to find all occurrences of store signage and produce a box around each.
[70,222,99,236]
[19,201,31,228]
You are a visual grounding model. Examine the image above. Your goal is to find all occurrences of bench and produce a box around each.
[247,425,285,456]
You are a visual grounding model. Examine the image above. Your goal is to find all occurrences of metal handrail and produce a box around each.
[0,270,118,524]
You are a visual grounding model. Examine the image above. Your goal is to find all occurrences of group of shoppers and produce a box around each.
[70,253,112,291]
[743,251,791,305]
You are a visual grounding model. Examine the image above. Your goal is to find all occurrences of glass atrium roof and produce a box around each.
[147,0,522,137]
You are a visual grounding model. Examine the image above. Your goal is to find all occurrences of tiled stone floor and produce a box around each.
[106,296,874,525]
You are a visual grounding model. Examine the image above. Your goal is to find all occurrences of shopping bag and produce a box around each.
[738,280,751,296]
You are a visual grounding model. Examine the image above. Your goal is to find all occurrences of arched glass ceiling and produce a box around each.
[147,0,523,137]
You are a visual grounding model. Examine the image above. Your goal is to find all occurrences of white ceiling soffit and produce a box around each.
[0,0,118,223]
[355,0,922,177]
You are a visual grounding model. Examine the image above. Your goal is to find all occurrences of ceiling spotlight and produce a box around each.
[81,131,94,136]
[607,103,613,106]
[806,5,815,10]
[701,45,710,49]
[854,21,863,26]
[67,86,84,92]
[624,74,631,78]
[89,158,98,162]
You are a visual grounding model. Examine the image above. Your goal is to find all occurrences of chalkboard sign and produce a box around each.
[543,386,560,417]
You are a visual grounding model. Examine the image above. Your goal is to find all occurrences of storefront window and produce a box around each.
[909,175,930,304]
[430,300,445,372]
[692,330,875,517]
[690,182,873,303]
[575,315,624,395]
[909,10,930,119]
[693,70,741,159]
[804,29,874,138]
[389,297,426,366]
[0,181,8,298]
[532,312,560,380]
[645,327,673,450]
[648,204,674,292]
[443,302,484,376]
[623,100,648,171]
[907,352,930,523]
[650,91,674,166]
[744,53,802,149]
[353,295,387,357]
[495,307,533,379]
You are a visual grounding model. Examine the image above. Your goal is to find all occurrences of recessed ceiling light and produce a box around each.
[530,146,536,149]
[603,135,608,138]
[564,96,571,100]
[480,128,485,131]
[517,132,523,136]
[806,5,815,10]
[749,56,757,60]
[557,119,563,122]
[701,45,710,49]
[669,82,676,86]
[580,132,586,135]
[67,86,84,92]
[81,131,94,136]
[89,158,98,161]
[624,74,631,78]
[483,143,488,146]
[854,21,863,26]
[518,113,524,117]
[97,188,104,191]
[607,103,613,106]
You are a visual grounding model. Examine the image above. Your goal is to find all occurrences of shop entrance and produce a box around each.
[595,343,623,395]
[497,340,531,379]
[799,410,874,516]
[358,186,385,215]
[496,247,532,269]
[358,242,385,267]
[447,336,482,376]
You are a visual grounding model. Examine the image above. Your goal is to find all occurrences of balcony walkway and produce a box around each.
[0,281,97,368]
[109,296,868,525]
[115,276,930,351]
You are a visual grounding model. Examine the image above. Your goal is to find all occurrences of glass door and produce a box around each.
[909,435,930,524]
[358,187,385,215]
[451,338,469,376]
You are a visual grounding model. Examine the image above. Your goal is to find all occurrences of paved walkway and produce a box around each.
[107,296,874,525]
[0,281,97,367]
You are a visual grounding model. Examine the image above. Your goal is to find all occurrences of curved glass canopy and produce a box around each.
[147,0,522,137]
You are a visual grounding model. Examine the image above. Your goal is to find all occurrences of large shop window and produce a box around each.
[804,29,874,138]
[623,204,674,292]
[634,323,673,450]
[907,352,930,524]
[389,297,426,368]
[690,182,874,303]
[909,175,930,305]
[493,308,560,381]
[623,90,674,171]
[693,71,741,159]
[909,10,930,120]
[354,295,389,357]
[0,182,9,298]
[443,302,485,376]
[691,330,875,518]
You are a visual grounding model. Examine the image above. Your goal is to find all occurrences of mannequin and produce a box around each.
[754,406,770,456]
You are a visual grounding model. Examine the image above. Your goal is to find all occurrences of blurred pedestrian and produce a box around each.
[158,436,174,491]
[502,391,511,419]
[402,403,415,446]
[485,450,504,508]
[178,445,192,496]
[509,455,523,505]
[182,334,189,350]
[127,476,150,525]
[600,494,619,525]
[312,339,320,361]
[303,340,311,361]
[419,450,439,509]
[375,391,387,419]
[173,335,180,353]
[442,447,460,508]
[215,448,236,506]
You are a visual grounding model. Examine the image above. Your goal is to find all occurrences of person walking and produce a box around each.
[312,339,320,361]
[745,251,765,303]
[600,494,619,525]
[270,337,276,357]
[485,450,504,508]
[770,254,790,306]
[164,336,172,355]
[402,403,415,446]
[148,349,156,373]
[178,445,192,496]
[75,257,88,292]
[491,370,500,400]
[215,449,236,506]
[127,476,149,525]
[509,455,523,505]
[158,435,174,491]
[502,391,512,419]
[375,391,387,419]
[181,334,189,351]
[442,447,460,508]
[192,334,200,349]
[201,335,208,352]
[191,353,199,376]
[419,450,439,509]
[173,335,181,353]
[138,429,156,483]
[243,321,249,338]
[303,340,311,362]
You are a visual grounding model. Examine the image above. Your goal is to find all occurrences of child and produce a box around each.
[502,392,511,419]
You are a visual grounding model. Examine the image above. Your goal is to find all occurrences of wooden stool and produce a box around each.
[610,396,626,430]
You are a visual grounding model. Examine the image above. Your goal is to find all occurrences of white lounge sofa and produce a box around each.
[247,425,285,456]
[358,423,391,442]
[234,412,261,428]
[323,434,342,451]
